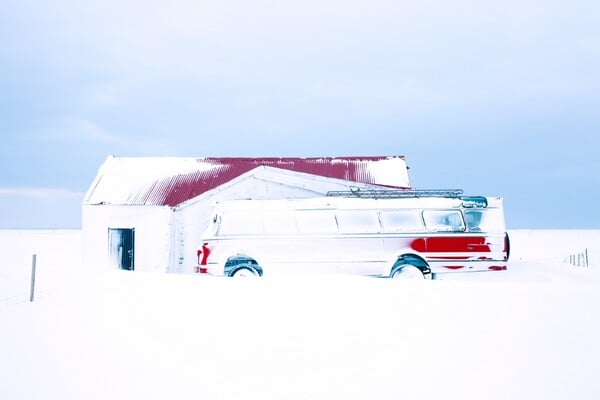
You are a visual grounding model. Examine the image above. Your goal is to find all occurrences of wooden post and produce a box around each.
[30,254,37,302]
[585,248,589,268]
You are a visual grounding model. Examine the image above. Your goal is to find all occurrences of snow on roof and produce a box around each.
[84,156,411,207]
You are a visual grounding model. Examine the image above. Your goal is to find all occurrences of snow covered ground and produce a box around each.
[1,229,600,399]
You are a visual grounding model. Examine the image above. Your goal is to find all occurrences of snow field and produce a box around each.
[1,229,600,399]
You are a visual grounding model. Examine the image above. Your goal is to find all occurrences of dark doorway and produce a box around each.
[108,228,135,270]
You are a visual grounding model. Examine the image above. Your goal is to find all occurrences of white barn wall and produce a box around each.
[82,205,172,272]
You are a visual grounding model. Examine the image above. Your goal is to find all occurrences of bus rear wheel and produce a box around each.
[391,265,425,279]
[231,266,259,277]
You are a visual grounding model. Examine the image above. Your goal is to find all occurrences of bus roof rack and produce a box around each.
[326,189,464,199]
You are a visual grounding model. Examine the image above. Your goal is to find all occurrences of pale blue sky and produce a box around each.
[1,0,599,229]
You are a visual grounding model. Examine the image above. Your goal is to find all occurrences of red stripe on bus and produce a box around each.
[429,256,470,260]
[410,237,491,253]
[200,243,211,265]
[411,238,426,252]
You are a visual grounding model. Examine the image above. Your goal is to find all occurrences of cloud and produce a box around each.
[66,118,128,144]
[532,161,600,183]
[0,187,83,199]
[0,1,548,80]
[5,0,598,116]
[29,118,128,146]
[307,77,444,109]
[20,116,185,158]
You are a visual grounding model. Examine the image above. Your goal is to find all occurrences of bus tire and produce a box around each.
[231,266,259,277]
[391,264,425,279]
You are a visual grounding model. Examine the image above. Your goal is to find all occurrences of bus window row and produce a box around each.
[216,208,504,236]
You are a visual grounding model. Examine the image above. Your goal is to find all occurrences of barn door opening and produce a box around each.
[108,228,135,270]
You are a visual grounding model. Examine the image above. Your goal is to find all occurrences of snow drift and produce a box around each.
[1,229,600,400]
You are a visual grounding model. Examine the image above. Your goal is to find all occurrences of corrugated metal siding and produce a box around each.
[85,156,410,207]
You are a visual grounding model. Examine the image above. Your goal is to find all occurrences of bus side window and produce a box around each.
[263,211,298,234]
[218,211,264,235]
[296,210,338,234]
[423,210,465,232]
[336,210,380,233]
[379,210,424,233]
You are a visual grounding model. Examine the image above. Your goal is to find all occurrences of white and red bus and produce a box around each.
[195,190,510,279]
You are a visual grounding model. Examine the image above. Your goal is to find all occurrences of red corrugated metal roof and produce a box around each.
[85,156,410,207]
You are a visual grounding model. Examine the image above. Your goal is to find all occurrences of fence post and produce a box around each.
[30,254,37,302]
[585,248,589,268]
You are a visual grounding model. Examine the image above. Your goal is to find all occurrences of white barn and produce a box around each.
[82,156,411,273]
